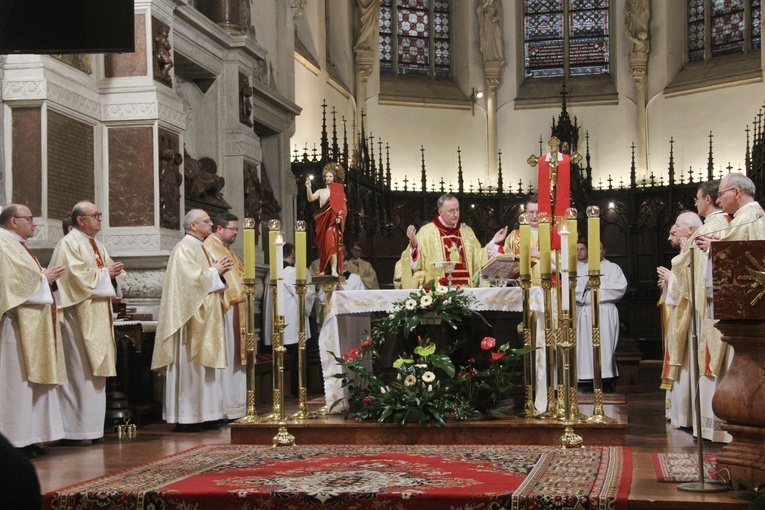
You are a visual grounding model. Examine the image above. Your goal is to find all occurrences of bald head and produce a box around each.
[673,211,701,246]
[72,201,102,236]
[0,204,36,240]
[183,209,213,240]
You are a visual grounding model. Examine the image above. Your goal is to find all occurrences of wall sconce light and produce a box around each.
[470,87,484,116]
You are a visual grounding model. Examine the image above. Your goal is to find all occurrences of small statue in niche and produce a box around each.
[183,148,226,203]
[625,0,651,55]
[159,149,183,229]
[243,164,262,222]
[239,75,254,127]
[154,23,174,81]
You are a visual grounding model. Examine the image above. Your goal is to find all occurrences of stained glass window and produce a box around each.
[687,0,760,63]
[524,0,609,79]
[379,0,452,78]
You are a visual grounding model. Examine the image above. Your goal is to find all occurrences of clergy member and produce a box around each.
[203,213,246,421]
[346,242,379,289]
[0,204,66,457]
[575,242,627,392]
[496,195,543,283]
[402,193,506,288]
[696,172,765,246]
[657,210,702,430]
[152,209,233,431]
[50,201,124,445]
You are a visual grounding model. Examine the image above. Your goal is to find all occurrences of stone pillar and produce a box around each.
[355,48,375,134]
[626,0,650,177]
[484,61,503,186]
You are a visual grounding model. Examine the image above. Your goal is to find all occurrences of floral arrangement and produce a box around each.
[371,279,488,344]
[330,336,473,426]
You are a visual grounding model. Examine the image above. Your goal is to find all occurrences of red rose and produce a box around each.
[422,285,431,291]
[438,277,449,285]
[480,336,496,350]
[362,396,371,404]
[348,347,360,359]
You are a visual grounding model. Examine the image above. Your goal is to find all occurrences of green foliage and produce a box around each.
[330,336,473,426]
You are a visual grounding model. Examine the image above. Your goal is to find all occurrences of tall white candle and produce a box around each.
[275,232,285,315]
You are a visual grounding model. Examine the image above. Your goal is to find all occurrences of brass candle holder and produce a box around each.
[518,275,540,418]
[558,309,583,448]
[585,270,615,424]
[237,217,260,424]
[538,272,557,419]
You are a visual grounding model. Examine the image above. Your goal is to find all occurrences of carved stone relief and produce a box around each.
[239,73,253,127]
[120,269,165,299]
[159,129,183,230]
[152,18,174,86]
[253,58,268,86]
[184,147,231,209]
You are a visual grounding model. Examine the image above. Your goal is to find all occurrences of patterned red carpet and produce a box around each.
[45,444,631,510]
[652,452,719,482]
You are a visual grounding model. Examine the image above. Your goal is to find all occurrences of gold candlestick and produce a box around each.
[236,279,260,423]
[518,275,540,418]
[272,315,295,446]
[586,271,615,424]
[290,280,318,420]
[537,273,557,419]
[558,309,583,448]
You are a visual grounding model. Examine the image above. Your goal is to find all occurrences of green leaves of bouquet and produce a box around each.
[372,279,488,343]
[331,337,473,426]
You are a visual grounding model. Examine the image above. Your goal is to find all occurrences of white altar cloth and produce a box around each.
[318,287,546,412]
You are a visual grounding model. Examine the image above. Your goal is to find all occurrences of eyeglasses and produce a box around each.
[81,212,103,219]
[718,188,737,198]
[222,226,239,232]
[14,215,34,221]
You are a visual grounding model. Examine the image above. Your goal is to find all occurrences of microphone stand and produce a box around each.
[678,247,728,493]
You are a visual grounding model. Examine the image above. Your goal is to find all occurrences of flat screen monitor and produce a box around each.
[0,0,135,54]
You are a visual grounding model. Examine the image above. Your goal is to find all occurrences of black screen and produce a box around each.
[0,0,135,54]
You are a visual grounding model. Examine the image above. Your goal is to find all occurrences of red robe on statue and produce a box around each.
[314,182,347,275]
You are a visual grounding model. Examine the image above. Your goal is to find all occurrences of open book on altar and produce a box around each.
[480,255,522,282]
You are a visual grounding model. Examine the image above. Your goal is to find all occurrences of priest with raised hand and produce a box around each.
[401,193,507,288]
[152,209,234,432]
[0,204,67,457]
[203,212,246,421]
[50,201,124,446]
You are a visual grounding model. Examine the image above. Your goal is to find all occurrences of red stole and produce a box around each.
[432,216,470,286]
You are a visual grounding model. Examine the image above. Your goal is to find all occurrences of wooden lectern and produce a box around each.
[711,240,765,486]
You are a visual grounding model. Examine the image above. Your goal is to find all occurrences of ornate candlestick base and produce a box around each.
[273,423,296,447]
[518,277,540,418]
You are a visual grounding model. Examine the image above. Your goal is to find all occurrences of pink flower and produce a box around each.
[480,336,496,350]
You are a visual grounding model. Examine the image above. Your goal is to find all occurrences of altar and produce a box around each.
[318,287,547,411]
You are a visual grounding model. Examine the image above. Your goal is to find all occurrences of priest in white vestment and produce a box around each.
[204,213,246,420]
[152,209,233,431]
[575,242,627,389]
[49,201,124,444]
[658,211,702,429]
[0,204,67,454]
[346,243,379,289]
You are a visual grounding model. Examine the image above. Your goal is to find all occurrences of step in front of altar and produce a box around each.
[230,406,627,446]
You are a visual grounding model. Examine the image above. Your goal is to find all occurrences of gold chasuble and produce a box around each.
[49,228,117,377]
[402,217,487,288]
[152,235,226,371]
[0,229,65,384]
[203,234,246,364]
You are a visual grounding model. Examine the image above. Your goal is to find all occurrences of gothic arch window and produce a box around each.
[515,1,617,108]
[379,0,451,79]
[687,0,760,62]
[665,0,762,96]
[523,0,610,79]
